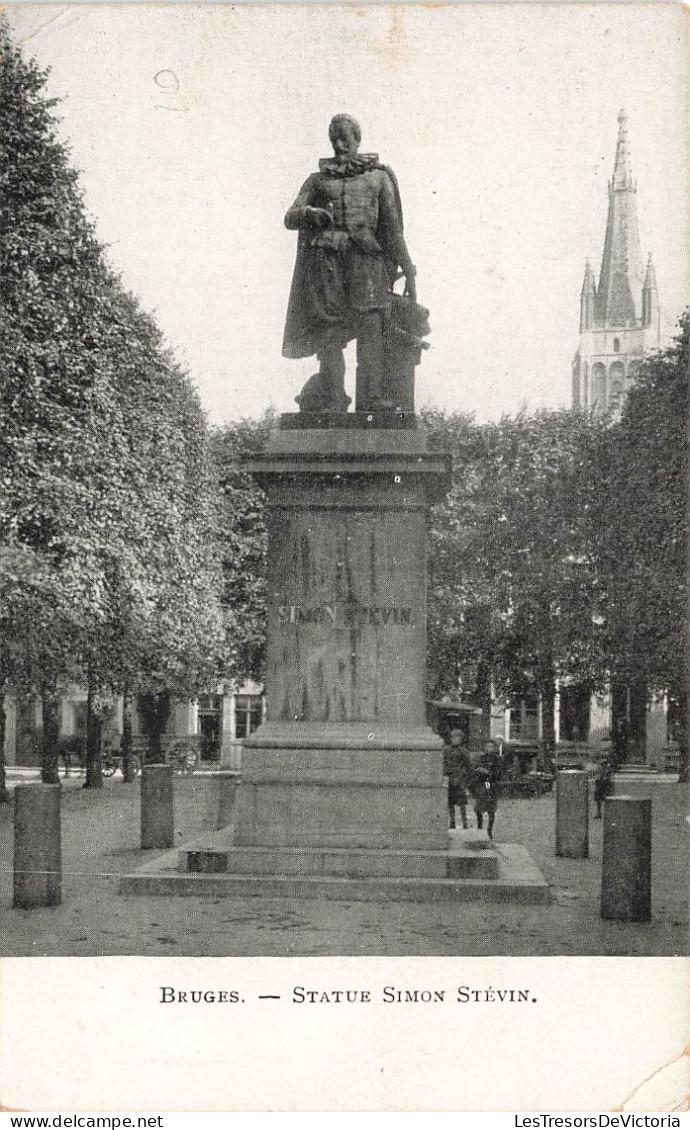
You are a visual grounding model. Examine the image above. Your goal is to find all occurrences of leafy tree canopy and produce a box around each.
[587,312,689,698]
[0,21,226,783]
[210,412,275,685]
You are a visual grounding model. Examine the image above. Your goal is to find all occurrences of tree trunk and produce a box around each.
[83,680,103,789]
[672,681,689,784]
[149,719,163,764]
[541,681,556,753]
[40,680,60,785]
[140,692,171,765]
[0,683,9,804]
[121,689,136,783]
[535,610,556,753]
[475,661,492,742]
[538,647,556,754]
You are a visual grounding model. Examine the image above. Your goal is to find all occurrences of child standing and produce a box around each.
[472,739,502,839]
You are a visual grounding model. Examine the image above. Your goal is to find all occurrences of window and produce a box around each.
[507,694,539,741]
[235,695,263,740]
[198,694,222,713]
[198,694,222,761]
[613,338,620,353]
[591,363,606,409]
[559,684,591,743]
[609,362,625,411]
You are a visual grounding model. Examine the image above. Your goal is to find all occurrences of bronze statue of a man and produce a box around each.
[282,115,417,413]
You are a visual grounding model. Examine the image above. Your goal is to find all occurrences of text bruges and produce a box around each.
[160,987,241,1003]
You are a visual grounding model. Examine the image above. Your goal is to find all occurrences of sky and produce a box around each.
[6,2,689,425]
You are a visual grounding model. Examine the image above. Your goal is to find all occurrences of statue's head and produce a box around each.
[328,114,361,158]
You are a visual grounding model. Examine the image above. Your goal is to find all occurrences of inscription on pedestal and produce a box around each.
[267,502,427,726]
[243,427,451,731]
[278,604,413,628]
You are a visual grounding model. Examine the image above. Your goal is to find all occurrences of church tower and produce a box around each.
[572,110,660,412]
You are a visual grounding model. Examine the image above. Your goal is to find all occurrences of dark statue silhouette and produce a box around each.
[282,114,429,416]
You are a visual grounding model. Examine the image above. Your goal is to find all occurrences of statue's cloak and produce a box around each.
[282,157,405,361]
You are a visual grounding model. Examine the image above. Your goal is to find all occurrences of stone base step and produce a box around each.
[119,840,550,904]
[233,745,448,851]
[180,827,499,880]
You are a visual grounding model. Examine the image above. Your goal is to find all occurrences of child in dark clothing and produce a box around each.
[443,730,471,830]
[472,739,502,839]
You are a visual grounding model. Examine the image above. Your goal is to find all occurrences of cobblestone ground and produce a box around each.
[0,771,686,956]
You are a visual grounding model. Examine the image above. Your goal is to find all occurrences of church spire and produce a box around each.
[573,112,660,413]
[596,109,643,326]
[611,108,635,191]
[642,254,659,334]
[642,253,657,294]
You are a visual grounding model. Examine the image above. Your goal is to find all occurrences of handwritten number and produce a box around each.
[154,69,187,112]
[154,69,180,94]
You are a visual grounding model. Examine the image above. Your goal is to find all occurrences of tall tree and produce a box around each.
[424,408,607,749]
[0,20,226,783]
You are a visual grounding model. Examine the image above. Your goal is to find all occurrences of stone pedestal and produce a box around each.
[556,770,589,858]
[231,419,450,866]
[257,420,448,726]
[120,415,549,902]
[141,764,174,849]
[601,796,651,921]
[13,783,61,908]
[236,729,447,851]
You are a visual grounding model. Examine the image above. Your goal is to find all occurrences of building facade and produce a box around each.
[3,680,266,771]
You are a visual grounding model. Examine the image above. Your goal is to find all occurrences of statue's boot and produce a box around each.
[317,344,351,412]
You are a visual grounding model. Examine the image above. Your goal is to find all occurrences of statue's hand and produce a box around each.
[303,206,332,230]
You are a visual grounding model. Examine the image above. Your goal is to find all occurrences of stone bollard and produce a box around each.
[601,796,651,922]
[141,764,174,849]
[14,783,62,908]
[556,770,589,859]
[217,774,238,829]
